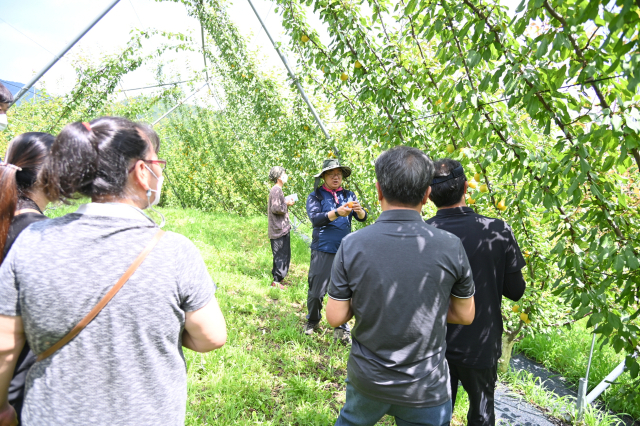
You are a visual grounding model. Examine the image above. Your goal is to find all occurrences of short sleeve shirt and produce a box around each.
[426,207,526,368]
[329,209,475,407]
[0,203,216,426]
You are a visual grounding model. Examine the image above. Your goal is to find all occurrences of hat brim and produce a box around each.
[314,166,352,179]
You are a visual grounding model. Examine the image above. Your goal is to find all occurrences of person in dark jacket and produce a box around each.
[426,159,526,426]
[0,132,55,426]
[304,159,367,343]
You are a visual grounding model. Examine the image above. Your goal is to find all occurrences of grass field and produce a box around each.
[43,204,630,425]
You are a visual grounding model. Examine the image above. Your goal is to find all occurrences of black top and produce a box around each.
[426,207,526,368]
[5,208,47,416]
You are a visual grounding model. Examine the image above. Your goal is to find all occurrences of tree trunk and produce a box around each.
[497,333,517,374]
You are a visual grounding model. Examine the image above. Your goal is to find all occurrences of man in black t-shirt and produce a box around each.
[426,159,526,426]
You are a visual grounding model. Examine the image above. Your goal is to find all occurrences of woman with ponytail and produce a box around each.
[0,117,226,426]
[0,132,54,426]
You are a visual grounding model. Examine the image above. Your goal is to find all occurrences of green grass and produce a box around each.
[515,321,639,420]
[43,203,629,425]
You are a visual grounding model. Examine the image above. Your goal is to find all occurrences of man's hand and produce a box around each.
[350,201,366,219]
[335,204,352,217]
[285,199,295,207]
[0,401,17,426]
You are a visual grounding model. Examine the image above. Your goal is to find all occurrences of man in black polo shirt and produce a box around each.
[426,159,526,426]
[326,146,476,426]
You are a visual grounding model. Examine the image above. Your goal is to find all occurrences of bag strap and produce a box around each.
[37,229,165,362]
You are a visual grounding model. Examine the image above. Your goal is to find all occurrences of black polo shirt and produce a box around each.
[329,209,475,407]
[426,207,526,368]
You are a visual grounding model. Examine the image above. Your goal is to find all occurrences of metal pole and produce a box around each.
[246,0,330,140]
[585,331,597,384]
[577,378,587,421]
[246,0,373,214]
[152,82,208,126]
[11,0,121,106]
[585,359,627,405]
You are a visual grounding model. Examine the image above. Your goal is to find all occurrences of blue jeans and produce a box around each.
[335,381,452,426]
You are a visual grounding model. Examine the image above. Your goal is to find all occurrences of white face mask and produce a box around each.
[0,115,7,132]
[145,164,164,206]
[280,173,288,184]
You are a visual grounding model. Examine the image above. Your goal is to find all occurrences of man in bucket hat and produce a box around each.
[304,159,367,343]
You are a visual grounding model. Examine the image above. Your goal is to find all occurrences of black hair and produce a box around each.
[375,146,434,206]
[0,132,55,263]
[41,117,156,201]
[429,158,467,207]
[0,82,13,105]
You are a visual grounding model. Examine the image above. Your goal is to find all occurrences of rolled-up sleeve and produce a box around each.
[306,193,330,228]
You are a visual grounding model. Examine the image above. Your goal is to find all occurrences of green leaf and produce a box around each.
[535,38,549,59]
[611,115,623,132]
[515,0,527,13]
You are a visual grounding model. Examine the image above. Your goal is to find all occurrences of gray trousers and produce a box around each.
[270,232,291,283]
[307,249,349,330]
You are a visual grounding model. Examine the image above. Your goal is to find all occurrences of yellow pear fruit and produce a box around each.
[301,35,310,43]
[340,73,348,81]
[497,200,507,211]
[512,305,519,312]
[446,144,455,153]
[355,60,362,68]
[520,312,529,322]
[304,125,309,131]
[468,197,476,205]
[468,181,477,189]
[480,184,488,193]
[474,172,482,182]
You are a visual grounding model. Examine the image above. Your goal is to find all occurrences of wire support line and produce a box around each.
[119,79,197,92]
[0,79,54,101]
[0,18,57,57]
[409,74,626,123]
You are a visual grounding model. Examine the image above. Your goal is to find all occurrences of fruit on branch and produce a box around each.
[355,60,362,68]
[480,184,488,193]
[446,144,455,153]
[468,180,477,189]
[340,73,348,81]
[304,125,309,130]
[467,196,476,205]
[474,172,482,182]
[497,200,507,211]
[512,305,520,312]
[301,34,309,43]
[520,312,529,322]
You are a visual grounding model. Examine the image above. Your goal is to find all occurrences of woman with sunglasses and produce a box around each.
[0,117,226,426]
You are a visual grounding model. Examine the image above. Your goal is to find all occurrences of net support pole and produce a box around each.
[246,0,372,213]
[246,0,329,140]
[11,0,122,106]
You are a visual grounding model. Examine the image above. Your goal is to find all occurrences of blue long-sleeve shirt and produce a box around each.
[306,187,368,253]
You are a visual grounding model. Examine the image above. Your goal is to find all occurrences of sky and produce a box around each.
[0,0,521,103]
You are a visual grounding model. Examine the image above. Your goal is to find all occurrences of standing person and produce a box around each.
[326,146,476,426]
[0,132,55,426]
[426,159,526,426]
[304,159,367,343]
[0,82,13,131]
[267,166,295,290]
[0,117,227,426]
